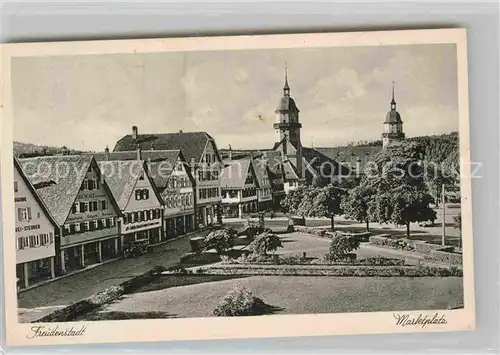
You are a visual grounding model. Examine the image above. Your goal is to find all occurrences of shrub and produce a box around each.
[213,286,267,317]
[152,265,167,274]
[203,227,237,255]
[278,254,307,265]
[359,256,405,266]
[324,232,360,262]
[249,232,283,256]
[369,235,415,251]
[87,285,124,306]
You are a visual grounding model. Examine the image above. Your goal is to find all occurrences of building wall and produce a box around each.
[14,167,56,264]
[162,158,195,218]
[121,172,163,235]
[195,141,222,207]
[62,166,120,247]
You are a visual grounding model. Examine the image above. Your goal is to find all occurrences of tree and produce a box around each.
[203,227,237,255]
[341,182,373,231]
[324,232,361,262]
[249,232,283,256]
[280,185,307,215]
[366,141,437,237]
[296,182,345,231]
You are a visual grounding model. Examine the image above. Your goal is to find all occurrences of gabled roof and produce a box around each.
[13,156,59,230]
[221,158,257,189]
[98,160,147,210]
[19,155,121,225]
[261,150,284,176]
[282,159,300,181]
[113,131,221,164]
[314,146,381,170]
[93,150,180,164]
[252,157,271,188]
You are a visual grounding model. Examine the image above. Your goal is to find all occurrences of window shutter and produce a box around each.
[17,208,22,222]
[27,207,32,220]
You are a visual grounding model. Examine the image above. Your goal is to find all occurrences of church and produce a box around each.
[222,70,406,193]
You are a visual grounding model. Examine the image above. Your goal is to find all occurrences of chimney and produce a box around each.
[132,126,138,140]
[228,144,232,161]
[104,145,110,161]
[136,144,142,161]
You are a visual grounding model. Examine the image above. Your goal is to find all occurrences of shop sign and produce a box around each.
[15,224,41,233]
[124,219,161,233]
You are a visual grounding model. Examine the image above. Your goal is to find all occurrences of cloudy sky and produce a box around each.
[12,43,458,151]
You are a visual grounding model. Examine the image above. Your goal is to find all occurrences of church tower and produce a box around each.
[382,82,405,148]
[273,66,304,179]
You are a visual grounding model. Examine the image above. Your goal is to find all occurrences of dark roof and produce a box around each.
[93,150,181,163]
[19,155,94,225]
[252,157,271,188]
[13,156,59,229]
[282,159,300,180]
[315,146,381,170]
[384,110,403,124]
[221,158,254,189]
[276,95,299,113]
[98,160,145,210]
[113,131,220,164]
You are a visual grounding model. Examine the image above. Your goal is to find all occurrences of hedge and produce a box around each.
[200,264,462,277]
[424,250,463,265]
[294,226,371,242]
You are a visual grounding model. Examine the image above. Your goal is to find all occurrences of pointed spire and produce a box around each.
[283,62,290,95]
[390,80,396,110]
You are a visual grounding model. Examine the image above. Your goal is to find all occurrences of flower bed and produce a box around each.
[424,250,463,265]
[293,226,371,242]
[199,264,462,277]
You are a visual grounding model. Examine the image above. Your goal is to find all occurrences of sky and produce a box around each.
[12,43,459,151]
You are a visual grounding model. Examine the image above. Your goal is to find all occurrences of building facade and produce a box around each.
[14,157,58,289]
[20,156,122,275]
[113,128,223,228]
[252,156,273,211]
[98,159,163,247]
[221,158,259,218]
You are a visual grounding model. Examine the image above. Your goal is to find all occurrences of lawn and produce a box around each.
[82,275,463,320]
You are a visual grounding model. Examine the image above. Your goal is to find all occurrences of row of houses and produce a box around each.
[14,128,290,289]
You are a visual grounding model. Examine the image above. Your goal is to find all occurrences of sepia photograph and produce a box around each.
[1,29,474,345]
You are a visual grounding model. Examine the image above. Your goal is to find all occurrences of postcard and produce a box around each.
[1,28,475,346]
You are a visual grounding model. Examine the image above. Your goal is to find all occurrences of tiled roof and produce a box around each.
[314,146,381,170]
[98,160,145,210]
[276,96,299,112]
[13,156,59,229]
[384,110,403,124]
[113,131,219,164]
[252,157,271,188]
[92,150,182,190]
[19,155,94,225]
[282,159,300,180]
[221,158,252,189]
[261,151,284,175]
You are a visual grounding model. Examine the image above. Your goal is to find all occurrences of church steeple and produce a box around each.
[390,81,396,110]
[283,63,290,96]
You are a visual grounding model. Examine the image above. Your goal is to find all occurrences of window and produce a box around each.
[101,200,107,210]
[17,207,31,222]
[92,220,98,230]
[130,213,135,223]
[93,201,98,211]
[109,218,115,227]
[143,189,149,200]
[136,212,142,222]
[75,223,81,233]
[87,179,95,190]
[35,235,40,246]
[69,224,76,234]
[135,190,143,200]
[82,180,88,190]
[149,210,154,220]
[14,181,18,192]
[63,225,70,236]
[96,179,100,190]
[80,222,85,233]
[84,221,90,232]
[79,202,86,213]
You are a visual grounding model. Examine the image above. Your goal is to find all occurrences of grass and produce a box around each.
[85,276,463,320]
